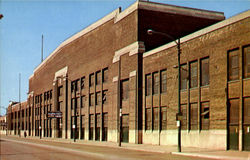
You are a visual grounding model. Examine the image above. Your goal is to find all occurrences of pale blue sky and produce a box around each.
[0,0,249,115]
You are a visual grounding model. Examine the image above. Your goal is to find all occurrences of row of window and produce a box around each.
[181,102,210,130]
[228,45,250,81]
[145,106,167,130]
[71,67,108,93]
[145,70,167,96]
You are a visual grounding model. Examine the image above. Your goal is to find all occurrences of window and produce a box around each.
[50,90,52,99]
[228,50,239,81]
[244,46,250,78]
[58,101,62,111]
[153,72,159,94]
[229,99,239,125]
[44,92,47,101]
[145,74,151,96]
[190,61,198,88]
[76,97,80,109]
[89,73,94,87]
[81,77,85,89]
[121,79,129,100]
[89,114,94,140]
[201,57,209,86]
[190,103,198,130]
[89,93,94,106]
[201,102,209,130]
[81,115,85,139]
[146,108,151,130]
[58,86,63,96]
[161,70,167,93]
[181,64,187,90]
[160,107,167,130]
[244,98,250,124]
[96,71,101,85]
[71,98,75,110]
[95,114,101,141]
[96,92,101,105]
[102,68,108,83]
[75,79,79,91]
[71,82,75,93]
[81,96,85,108]
[181,104,187,130]
[153,107,159,130]
[102,113,108,141]
[102,90,108,104]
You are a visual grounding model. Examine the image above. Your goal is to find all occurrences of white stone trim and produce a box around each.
[143,10,250,58]
[129,70,137,77]
[54,66,68,81]
[114,1,138,23]
[29,74,34,80]
[113,76,118,82]
[113,41,145,63]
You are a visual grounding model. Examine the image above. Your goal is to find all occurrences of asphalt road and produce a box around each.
[0,136,212,160]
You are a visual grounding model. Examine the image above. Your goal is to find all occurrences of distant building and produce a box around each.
[6,1,250,151]
[0,115,7,134]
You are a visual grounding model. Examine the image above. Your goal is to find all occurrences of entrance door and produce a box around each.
[228,99,239,150]
[121,114,129,143]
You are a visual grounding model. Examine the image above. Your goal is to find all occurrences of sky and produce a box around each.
[0,0,249,115]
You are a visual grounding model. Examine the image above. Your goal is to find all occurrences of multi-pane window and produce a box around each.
[96,114,101,141]
[146,74,151,96]
[121,79,129,100]
[96,92,101,105]
[201,57,210,86]
[81,115,85,139]
[102,68,108,83]
[181,64,187,90]
[146,108,151,130]
[58,86,63,96]
[161,70,167,93]
[96,71,101,85]
[181,104,187,130]
[50,90,52,99]
[201,102,210,130]
[160,107,167,130]
[102,90,108,104]
[89,73,94,87]
[81,77,85,89]
[76,97,80,109]
[71,98,75,109]
[244,98,250,124]
[153,72,159,94]
[153,107,159,130]
[75,79,79,91]
[102,113,108,141]
[58,101,62,111]
[229,99,239,125]
[228,50,239,81]
[244,46,250,78]
[81,96,85,108]
[71,82,75,93]
[190,61,198,88]
[190,103,198,130]
[89,93,94,106]
[89,114,94,140]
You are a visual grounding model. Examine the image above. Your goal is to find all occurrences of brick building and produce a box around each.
[0,115,7,134]
[6,1,250,151]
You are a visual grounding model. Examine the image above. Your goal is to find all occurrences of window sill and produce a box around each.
[200,85,209,88]
[228,80,240,84]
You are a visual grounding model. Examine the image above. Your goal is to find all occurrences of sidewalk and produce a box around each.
[2,134,250,160]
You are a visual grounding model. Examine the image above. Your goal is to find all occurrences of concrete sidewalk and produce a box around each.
[2,134,250,160]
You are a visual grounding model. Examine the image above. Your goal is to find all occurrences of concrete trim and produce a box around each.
[114,1,138,23]
[143,10,250,58]
[29,74,34,80]
[113,76,118,82]
[129,70,137,77]
[113,41,145,63]
[54,66,68,81]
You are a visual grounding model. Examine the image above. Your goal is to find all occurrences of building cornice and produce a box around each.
[143,10,250,58]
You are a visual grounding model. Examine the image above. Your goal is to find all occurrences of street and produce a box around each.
[0,135,212,160]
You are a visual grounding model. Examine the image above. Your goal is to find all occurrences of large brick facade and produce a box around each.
[6,1,250,151]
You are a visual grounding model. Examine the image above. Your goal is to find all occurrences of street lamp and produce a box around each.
[147,29,182,152]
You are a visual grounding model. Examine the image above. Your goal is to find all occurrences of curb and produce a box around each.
[172,152,249,160]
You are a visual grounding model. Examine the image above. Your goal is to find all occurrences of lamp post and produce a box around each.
[147,29,182,152]
[39,126,41,139]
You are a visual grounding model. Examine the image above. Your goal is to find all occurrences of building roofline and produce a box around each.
[143,10,250,58]
[30,1,225,78]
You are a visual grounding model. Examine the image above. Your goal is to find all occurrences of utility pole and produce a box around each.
[41,35,43,62]
[19,73,21,137]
